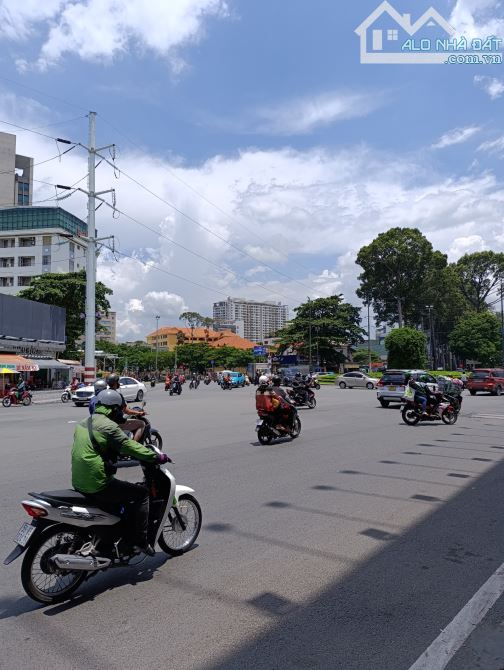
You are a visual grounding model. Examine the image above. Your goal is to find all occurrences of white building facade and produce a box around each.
[0,207,87,295]
[0,131,33,208]
[213,297,288,343]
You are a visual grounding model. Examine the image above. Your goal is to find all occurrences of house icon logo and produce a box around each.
[355,1,456,64]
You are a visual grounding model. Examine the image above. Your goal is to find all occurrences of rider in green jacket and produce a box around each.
[71,389,167,556]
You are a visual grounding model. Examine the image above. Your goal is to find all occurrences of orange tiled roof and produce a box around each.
[147,327,255,350]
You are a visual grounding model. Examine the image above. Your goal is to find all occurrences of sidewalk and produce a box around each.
[31,389,65,404]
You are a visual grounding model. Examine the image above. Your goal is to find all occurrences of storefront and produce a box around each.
[58,359,85,384]
[29,358,72,390]
[0,354,39,393]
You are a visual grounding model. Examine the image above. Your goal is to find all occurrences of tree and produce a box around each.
[179,312,214,342]
[19,270,112,355]
[276,295,364,368]
[453,251,504,312]
[449,312,501,365]
[356,228,447,328]
[385,328,427,369]
[352,349,381,365]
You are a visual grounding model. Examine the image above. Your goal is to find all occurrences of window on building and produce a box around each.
[42,255,51,266]
[69,260,74,272]
[17,276,31,286]
[19,237,36,247]
[387,29,399,40]
[0,238,15,248]
[69,242,75,252]
[0,277,14,287]
[0,257,14,268]
[18,257,35,267]
[42,235,52,246]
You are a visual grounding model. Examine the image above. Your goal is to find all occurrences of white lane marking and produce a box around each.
[473,414,504,419]
[408,563,504,670]
[67,420,77,424]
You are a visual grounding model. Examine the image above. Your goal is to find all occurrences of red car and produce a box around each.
[467,369,504,396]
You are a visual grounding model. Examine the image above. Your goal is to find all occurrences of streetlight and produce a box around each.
[155,315,160,375]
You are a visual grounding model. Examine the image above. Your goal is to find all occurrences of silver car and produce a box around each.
[72,376,147,407]
[336,372,376,390]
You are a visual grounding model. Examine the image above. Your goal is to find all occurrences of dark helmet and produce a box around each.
[107,373,120,387]
[295,372,302,379]
[96,389,123,408]
[272,375,281,386]
[94,379,107,394]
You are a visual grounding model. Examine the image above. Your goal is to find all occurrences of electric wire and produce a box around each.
[0,75,88,112]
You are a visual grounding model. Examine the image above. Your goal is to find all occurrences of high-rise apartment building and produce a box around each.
[213,297,288,343]
[0,207,88,295]
[98,311,117,344]
[0,132,33,208]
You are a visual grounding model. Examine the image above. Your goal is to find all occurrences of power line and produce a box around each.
[0,144,78,178]
[0,118,76,143]
[0,75,88,113]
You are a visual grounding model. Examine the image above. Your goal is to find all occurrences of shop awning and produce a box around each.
[29,358,70,370]
[0,354,39,372]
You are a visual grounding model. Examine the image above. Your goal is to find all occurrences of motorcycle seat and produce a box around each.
[30,490,96,506]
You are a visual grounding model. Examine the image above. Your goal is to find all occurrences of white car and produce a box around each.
[72,376,147,406]
[336,372,377,390]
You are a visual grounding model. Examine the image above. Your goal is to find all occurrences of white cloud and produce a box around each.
[431,126,481,149]
[448,234,487,260]
[253,91,383,135]
[474,75,504,99]
[477,135,504,155]
[449,0,504,39]
[0,0,228,72]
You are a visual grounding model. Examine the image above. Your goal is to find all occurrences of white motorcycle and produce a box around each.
[3,446,201,604]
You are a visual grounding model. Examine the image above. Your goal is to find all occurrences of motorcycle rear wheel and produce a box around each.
[158,494,202,557]
[61,392,70,403]
[291,416,301,439]
[442,408,458,425]
[401,406,420,425]
[2,396,11,407]
[307,397,316,409]
[21,526,86,604]
[148,430,163,450]
[257,425,273,445]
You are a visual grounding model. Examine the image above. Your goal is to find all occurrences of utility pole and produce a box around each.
[367,300,372,372]
[155,314,160,373]
[307,297,313,372]
[84,112,97,385]
[426,305,434,370]
[80,112,115,384]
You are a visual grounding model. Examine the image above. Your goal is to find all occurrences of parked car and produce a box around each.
[72,376,147,407]
[222,370,246,388]
[376,370,437,408]
[466,368,504,396]
[336,372,377,390]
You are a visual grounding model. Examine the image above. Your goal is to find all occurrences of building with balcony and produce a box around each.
[0,207,87,295]
[213,297,288,343]
[0,131,33,208]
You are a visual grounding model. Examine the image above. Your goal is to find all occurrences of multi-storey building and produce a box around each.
[0,207,87,295]
[0,132,33,208]
[213,297,288,343]
[98,311,117,344]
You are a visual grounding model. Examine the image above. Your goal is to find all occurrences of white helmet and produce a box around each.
[259,375,269,385]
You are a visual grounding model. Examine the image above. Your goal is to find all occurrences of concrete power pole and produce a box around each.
[84,112,97,385]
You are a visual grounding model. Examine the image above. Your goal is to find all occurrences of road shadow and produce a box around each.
[203,431,504,669]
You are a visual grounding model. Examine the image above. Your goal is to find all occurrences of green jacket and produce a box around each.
[71,406,158,494]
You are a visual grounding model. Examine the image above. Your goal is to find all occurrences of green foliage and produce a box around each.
[96,340,174,373]
[276,295,364,367]
[449,311,501,365]
[356,227,447,327]
[352,348,382,364]
[385,327,427,369]
[179,311,214,340]
[175,343,253,371]
[453,251,504,312]
[19,270,112,356]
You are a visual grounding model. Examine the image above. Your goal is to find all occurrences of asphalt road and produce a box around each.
[1,384,504,669]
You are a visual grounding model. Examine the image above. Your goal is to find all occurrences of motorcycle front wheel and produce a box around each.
[307,396,316,409]
[22,396,32,406]
[291,415,301,439]
[401,405,420,425]
[442,407,458,425]
[2,396,11,407]
[158,494,202,557]
[21,526,87,604]
[61,392,70,403]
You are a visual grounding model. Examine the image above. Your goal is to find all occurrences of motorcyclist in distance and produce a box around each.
[107,374,146,442]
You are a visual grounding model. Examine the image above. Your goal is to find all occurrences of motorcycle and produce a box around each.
[255,405,301,445]
[4,444,202,604]
[150,378,156,388]
[121,403,163,455]
[287,386,316,409]
[221,378,232,391]
[2,388,32,408]
[203,376,211,386]
[61,386,72,403]
[169,379,182,396]
[401,393,459,426]
[306,375,321,391]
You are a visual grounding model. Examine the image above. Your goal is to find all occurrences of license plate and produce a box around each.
[16,522,35,547]
[388,386,396,391]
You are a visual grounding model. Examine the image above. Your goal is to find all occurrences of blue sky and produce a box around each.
[0,0,503,339]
